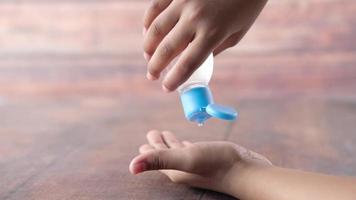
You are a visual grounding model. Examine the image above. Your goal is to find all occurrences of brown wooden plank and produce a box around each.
[0,96,230,200]
[0,0,355,200]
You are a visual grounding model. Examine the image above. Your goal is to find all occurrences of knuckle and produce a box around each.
[183,2,208,22]
[186,9,204,23]
[150,0,162,12]
[202,27,224,43]
[150,151,167,170]
[181,56,199,73]
[150,156,160,170]
[158,43,174,58]
[152,22,163,36]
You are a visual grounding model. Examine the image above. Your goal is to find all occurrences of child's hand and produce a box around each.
[129,130,271,196]
[143,0,267,91]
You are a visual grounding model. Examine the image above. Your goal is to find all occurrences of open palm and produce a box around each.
[129,130,271,193]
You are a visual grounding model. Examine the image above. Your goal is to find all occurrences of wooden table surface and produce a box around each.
[0,0,355,199]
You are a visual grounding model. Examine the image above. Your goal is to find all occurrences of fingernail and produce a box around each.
[132,162,147,174]
[146,72,158,81]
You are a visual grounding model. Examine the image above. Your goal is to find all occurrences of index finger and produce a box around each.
[162,34,221,92]
[143,0,173,30]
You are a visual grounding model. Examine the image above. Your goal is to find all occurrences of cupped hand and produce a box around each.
[129,130,272,196]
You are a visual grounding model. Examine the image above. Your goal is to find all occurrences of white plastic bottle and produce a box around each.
[178,53,238,126]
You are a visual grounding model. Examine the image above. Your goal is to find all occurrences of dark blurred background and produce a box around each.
[0,0,355,199]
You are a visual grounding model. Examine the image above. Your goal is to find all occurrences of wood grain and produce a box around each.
[0,0,355,199]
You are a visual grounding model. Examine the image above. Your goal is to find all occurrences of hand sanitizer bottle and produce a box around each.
[177,54,238,126]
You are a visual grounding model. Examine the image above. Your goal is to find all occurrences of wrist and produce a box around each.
[225,161,275,199]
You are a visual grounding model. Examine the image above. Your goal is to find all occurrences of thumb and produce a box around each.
[129,149,191,174]
[213,31,245,56]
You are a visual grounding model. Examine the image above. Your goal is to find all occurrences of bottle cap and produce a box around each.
[206,104,238,120]
[180,86,238,124]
